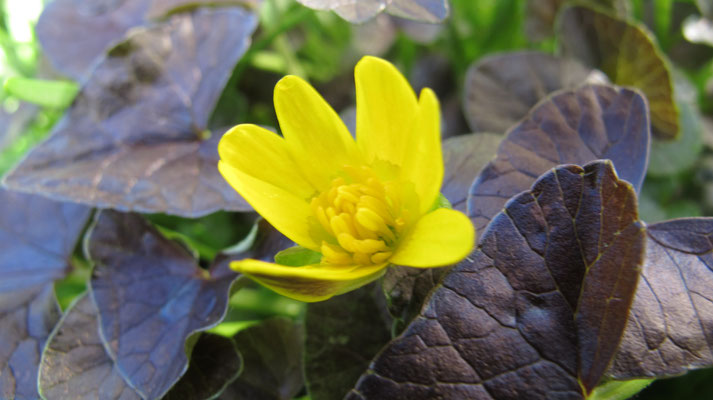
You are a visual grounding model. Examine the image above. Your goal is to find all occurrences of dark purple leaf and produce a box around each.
[38,295,141,400]
[350,161,646,399]
[37,0,259,80]
[1,285,60,400]
[0,188,91,291]
[304,283,391,400]
[87,211,240,399]
[37,0,151,80]
[441,133,502,213]
[5,8,256,217]
[467,84,650,233]
[463,51,596,134]
[219,317,304,400]
[0,188,90,400]
[162,334,243,400]
[609,218,713,379]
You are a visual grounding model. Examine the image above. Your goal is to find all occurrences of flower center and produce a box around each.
[310,166,407,266]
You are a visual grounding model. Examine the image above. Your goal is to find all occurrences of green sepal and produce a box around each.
[274,246,322,266]
[589,378,655,400]
[430,193,453,211]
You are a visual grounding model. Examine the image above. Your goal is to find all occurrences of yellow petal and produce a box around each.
[218,161,319,251]
[274,75,361,190]
[355,56,419,167]
[218,124,316,199]
[390,208,475,268]
[402,88,443,215]
[231,259,388,302]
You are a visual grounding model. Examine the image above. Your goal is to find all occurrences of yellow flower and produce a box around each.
[218,56,474,302]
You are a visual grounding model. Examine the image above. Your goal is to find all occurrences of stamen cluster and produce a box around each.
[310,166,408,265]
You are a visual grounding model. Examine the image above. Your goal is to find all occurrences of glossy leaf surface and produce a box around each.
[304,283,391,400]
[558,4,679,140]
[463,52,595,134]
[609,218,713,379]
[441,133,501,213]
[467,84,650,233]
[5,8,256,217]
[38,295,141,400]
[350,161,646,399]
[88,211,240,399]
[0,188,90,400]
[220,317,304,400]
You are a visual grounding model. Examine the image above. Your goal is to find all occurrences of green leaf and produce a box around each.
[590,379,654,400]
[350,161,646,399]
[646,73,703,176]
[275,246,322,266]
[557,4,680,140]
[3,77,78,109]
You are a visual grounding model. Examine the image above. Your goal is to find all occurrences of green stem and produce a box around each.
[233,6,311,80]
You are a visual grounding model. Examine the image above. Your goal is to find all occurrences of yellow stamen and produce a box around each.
[321,242,352,265]
[371,251,393,264]
[311,165,408,266]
